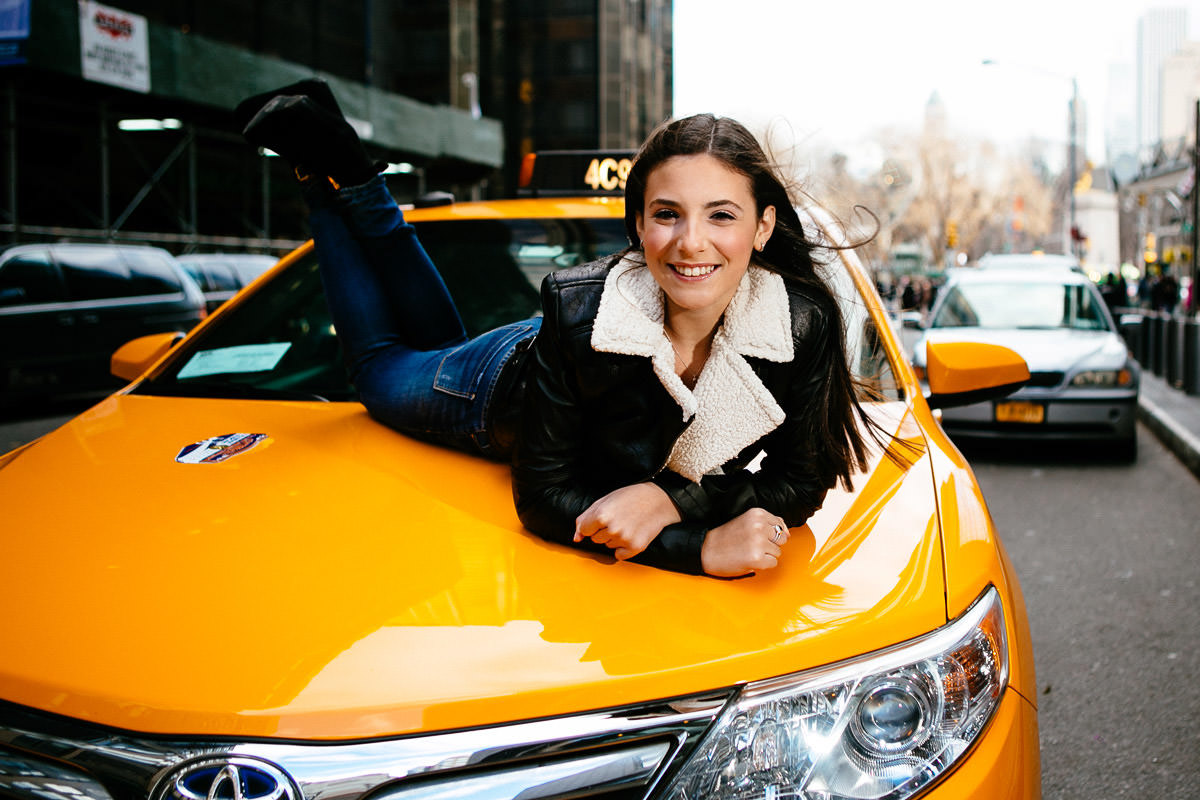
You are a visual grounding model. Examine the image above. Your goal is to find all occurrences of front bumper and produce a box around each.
[939,392,1137,442]
[921,691,1041,799]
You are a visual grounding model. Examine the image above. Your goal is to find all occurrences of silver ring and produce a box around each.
[771,524,783,543]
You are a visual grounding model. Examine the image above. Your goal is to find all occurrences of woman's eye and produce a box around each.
[652,209,678,221]
[710,210,736,221]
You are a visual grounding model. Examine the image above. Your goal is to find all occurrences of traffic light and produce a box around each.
[1144,232,1158,266]
[946,220,958,248]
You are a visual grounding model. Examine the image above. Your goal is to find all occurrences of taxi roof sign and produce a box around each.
[519,150,637,197]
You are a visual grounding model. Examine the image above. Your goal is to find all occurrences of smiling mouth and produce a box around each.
[671,263,718,278]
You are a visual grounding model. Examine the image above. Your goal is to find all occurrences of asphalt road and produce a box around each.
[4,407,1199,797]
[1,398,94,453]
[963,427,1200,799]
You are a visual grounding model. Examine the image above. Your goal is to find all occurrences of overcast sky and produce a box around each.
[673,0,1200,173]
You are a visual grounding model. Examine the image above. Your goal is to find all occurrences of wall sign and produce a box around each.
[79,1,149,93]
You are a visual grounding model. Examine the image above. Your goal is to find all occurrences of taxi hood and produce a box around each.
[0,395,945,740]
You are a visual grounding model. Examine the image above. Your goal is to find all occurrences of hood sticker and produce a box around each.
[176,433,270,464]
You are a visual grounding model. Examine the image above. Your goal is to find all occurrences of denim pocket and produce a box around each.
[433,321,538,400]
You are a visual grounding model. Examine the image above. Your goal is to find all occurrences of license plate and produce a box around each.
[995,401,1044,423]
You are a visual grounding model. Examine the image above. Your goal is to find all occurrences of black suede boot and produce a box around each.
[233,78,342,130]
[236,80,377,187]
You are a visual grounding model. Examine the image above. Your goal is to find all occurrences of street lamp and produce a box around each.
[982,59,1080,259]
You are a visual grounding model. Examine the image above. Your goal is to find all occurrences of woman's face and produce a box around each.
[635,154,775,322]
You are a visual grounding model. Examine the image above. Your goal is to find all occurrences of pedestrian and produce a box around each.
[1152,268,1179,313]
[1100,272,1123,315]
[236,81,884,578]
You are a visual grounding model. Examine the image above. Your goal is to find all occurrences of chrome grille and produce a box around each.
[1026,371,1065,388]
[0,692,730,800]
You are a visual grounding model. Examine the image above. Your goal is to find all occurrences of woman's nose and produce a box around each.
[675,218,705,255]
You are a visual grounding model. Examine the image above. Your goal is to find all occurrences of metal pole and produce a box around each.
[100,102,110,240]
[1069,77,1078,260]
[1191,98,1199,315]
[5,82,18,240]
[188,123,198,247]
[261,153,270,241]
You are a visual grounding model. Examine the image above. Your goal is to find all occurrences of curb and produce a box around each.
[1138,395,1200,480]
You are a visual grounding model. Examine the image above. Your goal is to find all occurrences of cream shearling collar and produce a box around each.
[590,256,795,481]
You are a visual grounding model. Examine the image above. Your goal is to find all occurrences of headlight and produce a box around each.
[662,587,1008,800]
[1070,369,1132,387]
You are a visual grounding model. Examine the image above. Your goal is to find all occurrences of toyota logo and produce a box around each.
[156,757,298,800]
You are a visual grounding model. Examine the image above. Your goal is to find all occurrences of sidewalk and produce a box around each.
[1138,370,1200,479]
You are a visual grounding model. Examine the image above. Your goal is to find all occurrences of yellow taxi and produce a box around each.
[0,153,1041,800]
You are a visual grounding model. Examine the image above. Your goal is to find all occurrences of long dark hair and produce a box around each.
[623,113,876,489]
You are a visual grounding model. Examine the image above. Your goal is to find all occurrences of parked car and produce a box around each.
[910,257,1140,460]
[977,252,1082,272]
[177,252,279,311]
[0,157,1041,800]
[0,242,206,402]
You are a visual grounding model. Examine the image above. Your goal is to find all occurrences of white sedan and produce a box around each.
[911,260,1140,460]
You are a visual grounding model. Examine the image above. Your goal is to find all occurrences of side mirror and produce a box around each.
[924,341,1029,410]
[111,331,184,382]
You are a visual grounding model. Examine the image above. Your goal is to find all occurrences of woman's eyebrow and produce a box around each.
[647,197,744,211]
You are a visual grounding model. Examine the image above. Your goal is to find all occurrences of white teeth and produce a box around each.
[675,264,716,277]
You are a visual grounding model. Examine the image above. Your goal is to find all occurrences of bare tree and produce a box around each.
[787,113,1056,273]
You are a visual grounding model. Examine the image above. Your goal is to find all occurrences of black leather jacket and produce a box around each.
[509,258,842,575]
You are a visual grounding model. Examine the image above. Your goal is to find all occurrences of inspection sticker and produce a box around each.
[176,433,270,464]
[177,343,291,379]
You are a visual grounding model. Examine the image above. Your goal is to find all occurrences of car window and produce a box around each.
[931,280,1110,331]
[56,248,133,301]
[201,262,241,292]
[121,250,184,294]
[0,251,65,305]
[180,263,212,291]
[415,217,629,336]
[819,257,901,402]
[227,256,278,285]
[139,252,354,401]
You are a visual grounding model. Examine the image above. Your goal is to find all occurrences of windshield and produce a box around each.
[135,217,628,400]
[134,215,898,402]
[931,280,1110,331]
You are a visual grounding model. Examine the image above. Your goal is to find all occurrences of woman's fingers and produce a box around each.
[575,521,608,543]
[752,518,788,571]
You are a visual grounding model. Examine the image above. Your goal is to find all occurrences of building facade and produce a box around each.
[0,0,672,252]
[1137,6,1187,157]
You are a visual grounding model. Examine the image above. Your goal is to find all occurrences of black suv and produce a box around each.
[0,243,206,401]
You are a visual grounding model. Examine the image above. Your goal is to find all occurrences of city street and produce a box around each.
[4,408,1198,796]
[965,428,1200,798]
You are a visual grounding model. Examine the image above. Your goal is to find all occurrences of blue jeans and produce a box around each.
[308,175,540,459]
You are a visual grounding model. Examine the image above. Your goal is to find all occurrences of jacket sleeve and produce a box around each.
[510,273,707,575]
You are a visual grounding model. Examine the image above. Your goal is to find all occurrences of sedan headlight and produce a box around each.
[662,587,1008,800]
[1070,369,1132,387]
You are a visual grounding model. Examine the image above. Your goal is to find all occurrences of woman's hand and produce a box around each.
[701,507,790,577]
[575,483,682,560]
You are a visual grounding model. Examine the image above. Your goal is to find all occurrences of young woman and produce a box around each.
[237,81,876,579]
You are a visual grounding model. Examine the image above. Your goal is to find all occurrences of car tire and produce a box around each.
[1114,433,1137,463]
